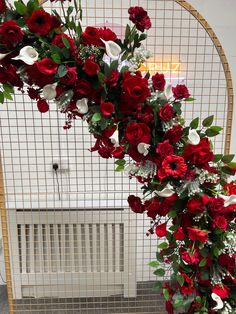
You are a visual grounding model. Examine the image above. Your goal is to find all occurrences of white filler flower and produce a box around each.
[12,46,39,65]
[76,98,89,114]
[101,39,121,60]
[188,129,200,145]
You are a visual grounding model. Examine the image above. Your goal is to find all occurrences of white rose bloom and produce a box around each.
[76,98,89,114]
[188,129,200,145]
[211,293,224,310]
[12,46,39,65]
[110,129,119,148]
[101,39,121,60]
[137,142,150,156]
[43,84,57,100]
[156,184,175,197]
[220,194,236,207]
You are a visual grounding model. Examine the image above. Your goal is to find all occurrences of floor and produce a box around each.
[0,285,9,314]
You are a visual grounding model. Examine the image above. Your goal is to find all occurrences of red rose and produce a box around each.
[60,67,78,85]
[75,79,93,99]
[152,73,166,91]
[82,26,101,46]
[158,155,187,180]
[112,146,124,159]
[212,215,227,231]
[187,195,210,214]
[52,34,76,52]
[36,58,58,75]
[100,101,114,117]
[179,273,194,295]
[128,195,145,213]
[159,104,174,122]
[127,146,144,162]
[224,181,236,195]
[155,223,167,237]
[128,6,151,32]
[0,64,23,88]
[173,227,185,240]
[136,104,154,124]
[0,20,24,48]
[27,87,40,100]
[125,122,151,145]
[105,69,119,87]
[146,197,160,220]
[0,0,6,14]
[37,99,49,113]
[181,250,200,265]
[209,198,224,213]
[51,15,61,30]
[99,27,117,42]
[26,64,54,88]
[122,71,150,104]
[218,254,236,272]
[212,284,230,299]
[158,199,172,216]
[156,140,174,157]
[172,84,190,100]
[164,125,183,143]
[183,138,214,166]
[187,227,208,243]
[27,9,52,36]
[165,301,174,314]
[83,57,100,76]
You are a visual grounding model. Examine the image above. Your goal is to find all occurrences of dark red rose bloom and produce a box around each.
[218,254,236,273]
[187,227,208,243]
[83,57,100,76]
[0,64,23,88]
[209,197,224,213]
[212,215,227,231]
[26,64,54,88]
[100,101,114,117]
[60,67,78,85]
[146,197,160,220]
[128,195,145,213]
[127,146,144,162]
[128,6,151,32]
[212,284,230,299]
[135,104,154,124]
[99,27,117,42]
[27,9,52,36]
[0,20,24,48]
[157,200,172,217]
[183,138,214,166]
[112,146,124,159]
[36,58,58,75]
[158,155,187,180]
[155,223,167,237]
[122,71,150,104]
[82,26,101,46]
[181,250,200,265]
[105,69,119,87]
[27,87,40,100]
[224,181,236,195]
[51,15,61,30]
[172,84,190,100]
[37,99,49,113]
[159,103,174,122]
[74,79,93,99]
[52,33,76,52]
[152,72,166,91]
[102,126,116,138]
[165,301,174,314]
[156,140,174,157]
[187,195,210,214]
[164,125,183,143]
[173,227,185,240]
[125,122,151,145]
[179,273,194,295]
[0,0,6,14]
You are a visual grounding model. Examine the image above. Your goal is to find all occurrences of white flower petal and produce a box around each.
[101,39,121,60]
[76,98,88,114]
[43,84,57,100]
[156,184,175,197]
[110,129,119,148]
[137,142,150,156]
[0,52,10,60]
[220,194,236,207]
[165,83,173,100]
[188,129,200,145]
[211,293,224,310]
[12,46,38,65]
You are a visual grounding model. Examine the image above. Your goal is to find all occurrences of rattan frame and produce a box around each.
[0,1,234,313]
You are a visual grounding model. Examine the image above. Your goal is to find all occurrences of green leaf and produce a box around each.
[228,162,236,168]
[92,112,102,122]
[168,210,177,218]
[173,298,184,308]
[158,242,168,250]
[222,154,235,164]
[51,53,61,64]
[67,6,74,15]
[115,159,126,166]
[3,91,13,101]
[14,1,27,15]
[27,0,39,13]
[172,102,182,115]
[176,275,184,287]
[163,288,170,301]
[196,296,201,303]
[156,252,164,262]
[202,115,214,127]
[190,117,199,129]
[185,97,195,102]
[115,165,125,172]
[148,261,159,268]
[199,258,207,267]
[213,246,220,257]
[125,24,131,40]
[57,65,68,78]
[213,154,223,162]
[154,268,165,276]
[139,33,147,41]
[3,84,13,94]
[0,92,4,104]
[206,126,222,137]
[62,37,70,49]
[153,281,162,290]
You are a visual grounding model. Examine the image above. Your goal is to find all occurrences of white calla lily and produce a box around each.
[110,129,119,148]
[12,46,39,65]
[156,184,175,198]
[0,52,10,60]
[137,142,150,156]
[101,39,121,60]
[220,194,236,207]
[188,129,200,145]
[76,98,89,114]
[211,293,224,310]
[43,84,57,100]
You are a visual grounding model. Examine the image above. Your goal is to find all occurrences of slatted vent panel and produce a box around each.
[17,223,124,274]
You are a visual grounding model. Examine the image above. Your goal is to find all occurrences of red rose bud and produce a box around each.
[0,0,6,14]
[159,103,174,122]
[36,58,58,75]
[155,223,167,237]
[173,227,185,240]
[27,9,52,36]
[0,20,24,48]
[100,101,114,117]
[84,57,100,76]
[37,99,49,113]
[172,84,190,100]
[152,72,166,91]
[128,6,151,32]
[128,195,145,214]
[187,227,208,243]
[212,284,230,299]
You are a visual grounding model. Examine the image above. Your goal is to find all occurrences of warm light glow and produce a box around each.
[140,57,184,76]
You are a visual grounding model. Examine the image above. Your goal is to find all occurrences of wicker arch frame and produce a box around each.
[0,1,234,313]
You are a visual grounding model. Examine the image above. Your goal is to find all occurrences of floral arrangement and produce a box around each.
[0,0,236,313]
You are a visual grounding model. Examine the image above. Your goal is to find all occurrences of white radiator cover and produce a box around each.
[8,209,137,299]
